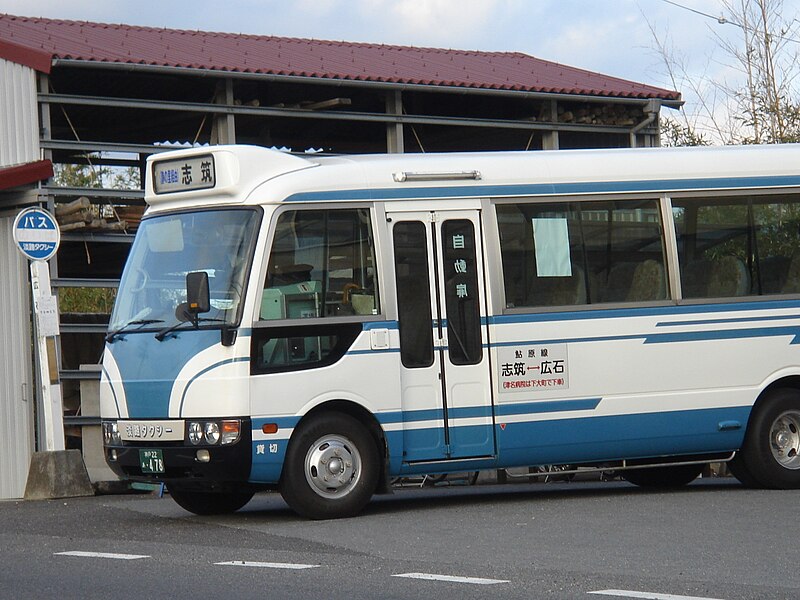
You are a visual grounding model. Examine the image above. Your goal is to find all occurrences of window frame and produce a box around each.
[670,190,800,301]
[253,203,384,326]
[493,195,673,314]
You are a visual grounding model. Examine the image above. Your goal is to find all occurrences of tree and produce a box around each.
[660,117,711,147]
[53,156,141,190]
[650,0,800,145]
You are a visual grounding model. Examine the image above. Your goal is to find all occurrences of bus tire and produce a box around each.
[621,464,702,488]
[168,485,254,515]
[735,388,800,489]
[727,454,760,487]
[280,413,379,520]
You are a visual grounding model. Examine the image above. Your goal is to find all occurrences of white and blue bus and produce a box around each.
[101,143,800,519]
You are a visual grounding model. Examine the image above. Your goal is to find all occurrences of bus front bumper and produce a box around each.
[103,420,253,487]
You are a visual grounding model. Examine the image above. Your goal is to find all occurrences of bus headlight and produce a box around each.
[187,419,241,445]
[204,422,221,445]
[102,421,121,446]
[188,421,204,445]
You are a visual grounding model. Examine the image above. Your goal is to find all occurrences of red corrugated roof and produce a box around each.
[0,13,680,102]
[0,159,53,191]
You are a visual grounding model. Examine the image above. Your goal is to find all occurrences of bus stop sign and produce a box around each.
[13,207,61,261]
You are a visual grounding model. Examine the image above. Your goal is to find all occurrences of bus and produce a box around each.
[101,143,800,519]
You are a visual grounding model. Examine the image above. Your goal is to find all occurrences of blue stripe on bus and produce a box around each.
[657,313,800,327]
[494,398,601,416]
[489,298,800,326]
[247,405,750,484]
[376,405,488,424]
[248,405,750,484]
[394,406,750,477]
[252,415,302,429]
[250,302,800,336]
[645,325,800,345]
[495,406,750,468]
[251,398,600,433]
[489,324,800,348]
[364,321,399,330]
[347,347,401,355]
[283,174,800,204]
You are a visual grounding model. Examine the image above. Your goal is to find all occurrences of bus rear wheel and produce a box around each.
[733,388,800,489]
[167,484,254,515]
[621,464,703,488]
[280,413,379,520]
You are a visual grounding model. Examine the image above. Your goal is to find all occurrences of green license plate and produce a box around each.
[139,449,165,474]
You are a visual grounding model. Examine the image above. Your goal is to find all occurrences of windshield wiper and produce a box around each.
[105,319,164,343]
[154,317,224,342]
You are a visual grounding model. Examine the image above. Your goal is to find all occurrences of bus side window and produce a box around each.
[497,199,668,309]
[254,208,380,371]
[259,208,380,321]
[673,194,800,299]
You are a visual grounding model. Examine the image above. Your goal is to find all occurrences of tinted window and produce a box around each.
[673,194,800,298]
[497,200,668,308]
[393,222,434,368]
[442,220,483,365]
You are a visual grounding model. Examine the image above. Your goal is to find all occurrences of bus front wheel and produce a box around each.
[732,388,800,489]
[168,485,254,515]
[280,413,379,519]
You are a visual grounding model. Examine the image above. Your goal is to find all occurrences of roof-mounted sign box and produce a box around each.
[152,154,216,194]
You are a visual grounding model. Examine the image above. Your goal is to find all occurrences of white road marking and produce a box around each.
[215,560,319,570]
[589,590,725,600]
[55,551,149,560]
[393,572,509,585]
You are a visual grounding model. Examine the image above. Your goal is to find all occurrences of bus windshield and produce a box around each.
[110,208,260,331]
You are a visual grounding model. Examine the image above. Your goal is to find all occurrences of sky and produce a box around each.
[3,0,793,141]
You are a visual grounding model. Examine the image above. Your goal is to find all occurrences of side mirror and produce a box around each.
[186,271,210,319]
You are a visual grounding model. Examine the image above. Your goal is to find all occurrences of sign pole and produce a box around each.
[13,207,64,452]
[16,206,93,499]
[30,260,65,452]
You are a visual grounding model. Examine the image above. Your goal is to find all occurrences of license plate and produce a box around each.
[139,449,165,474]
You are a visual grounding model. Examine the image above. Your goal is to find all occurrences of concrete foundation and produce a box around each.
[24,449,94,500]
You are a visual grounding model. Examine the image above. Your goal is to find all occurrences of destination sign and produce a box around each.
[152,154,216,194]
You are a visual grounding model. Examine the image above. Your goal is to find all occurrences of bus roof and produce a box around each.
[144,143,800,210]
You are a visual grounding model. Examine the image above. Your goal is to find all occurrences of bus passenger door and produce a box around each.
[390,210,494,462]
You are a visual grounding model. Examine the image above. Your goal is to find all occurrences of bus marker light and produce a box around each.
[221,420,241,445]
[262,423,279,434]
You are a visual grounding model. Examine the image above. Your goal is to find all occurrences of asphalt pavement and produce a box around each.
[0,477,795,599]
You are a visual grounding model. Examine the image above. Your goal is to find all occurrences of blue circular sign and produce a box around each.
[13,207,61,261]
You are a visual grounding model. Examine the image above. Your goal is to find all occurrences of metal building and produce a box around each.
[0,13,682,498]
[0,49,53,498]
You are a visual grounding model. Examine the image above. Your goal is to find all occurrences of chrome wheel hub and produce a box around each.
[304,434,361,498]
[770,411,800,469]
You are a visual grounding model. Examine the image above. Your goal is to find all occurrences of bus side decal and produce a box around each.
[491,324,800,348]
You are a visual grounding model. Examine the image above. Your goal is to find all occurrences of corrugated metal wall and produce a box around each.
[0,57,39,498]
[0,215,35,499]
[0,58,39,167]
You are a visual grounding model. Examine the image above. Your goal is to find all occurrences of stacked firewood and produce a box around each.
[114,206,144,230]
[55,197,129,232]
[557,104,638,126]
